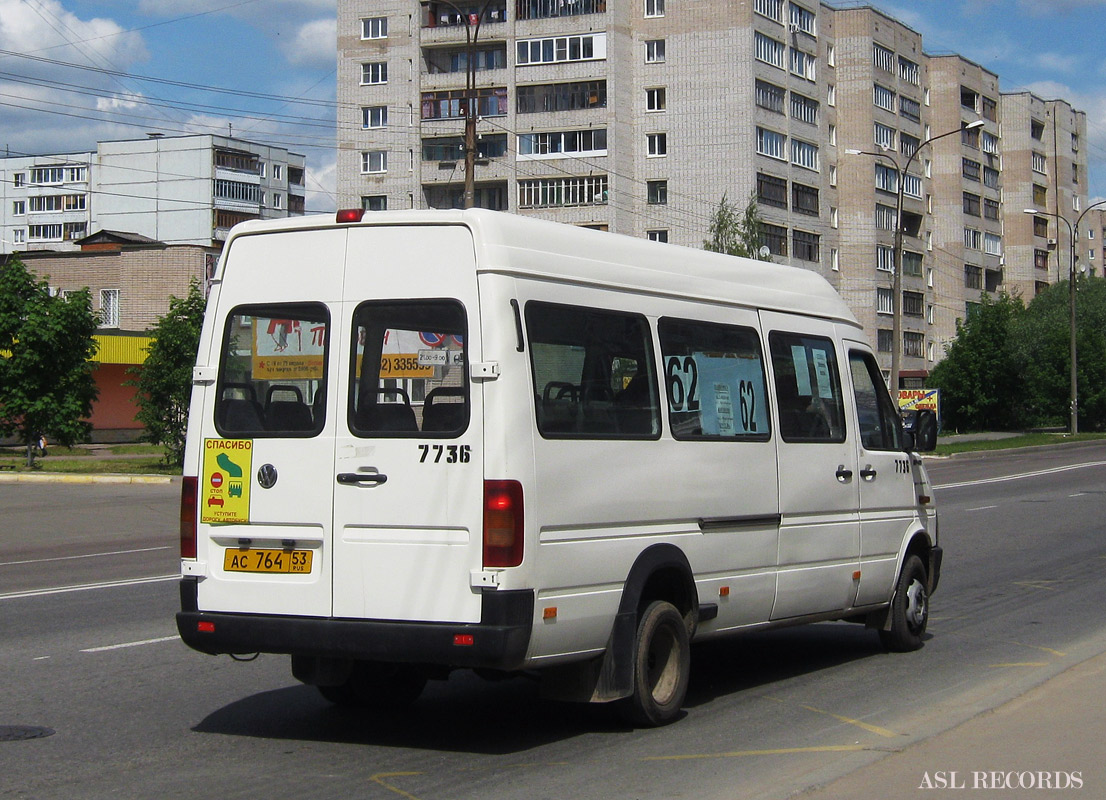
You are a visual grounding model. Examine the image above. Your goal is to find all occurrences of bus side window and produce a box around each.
[768,332,845,443]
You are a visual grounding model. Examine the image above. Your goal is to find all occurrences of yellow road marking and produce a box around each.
[1008,641,1066,657]
[370,772,423,800]
[797,704,899,738]
[644,744,870,762]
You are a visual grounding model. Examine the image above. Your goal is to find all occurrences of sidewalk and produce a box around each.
[800,649,1105,798]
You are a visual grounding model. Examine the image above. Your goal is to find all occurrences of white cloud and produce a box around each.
[1035,53,1079,73]
[281,18,337,68]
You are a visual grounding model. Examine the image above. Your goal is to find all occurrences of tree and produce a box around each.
[704,191,772,261]
[929,292,1024,432]
[129,280,207,467]
[0,257,99,467]
[1012,276,1106,431]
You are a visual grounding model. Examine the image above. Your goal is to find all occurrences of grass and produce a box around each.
[931,431,1106,457]
[0,443,179,475]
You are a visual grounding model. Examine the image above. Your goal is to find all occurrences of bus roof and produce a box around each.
[224,209,859,327]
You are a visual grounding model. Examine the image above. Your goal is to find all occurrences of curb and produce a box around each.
[0,472,173,485]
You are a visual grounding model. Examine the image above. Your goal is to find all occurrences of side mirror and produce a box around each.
[902,409,938,452]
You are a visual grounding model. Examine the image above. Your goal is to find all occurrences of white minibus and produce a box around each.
[177,209,940,726]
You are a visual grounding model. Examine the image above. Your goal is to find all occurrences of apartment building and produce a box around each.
[337,0,1089,384]
[0,134,307,255]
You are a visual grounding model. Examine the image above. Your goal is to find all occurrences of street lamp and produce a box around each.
[432,0,497,209]
[848,119,985,394]
[1023,198,1106,434]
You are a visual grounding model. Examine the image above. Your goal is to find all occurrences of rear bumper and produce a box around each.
[176,578,534,671]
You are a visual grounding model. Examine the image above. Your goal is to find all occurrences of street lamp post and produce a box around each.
[1023,198,1106,434]
[848,119,984,394]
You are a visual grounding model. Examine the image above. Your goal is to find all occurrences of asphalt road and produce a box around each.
[2,443,1106,799]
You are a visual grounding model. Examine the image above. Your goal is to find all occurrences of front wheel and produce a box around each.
[618,600,690,727]
[879,555,929,652]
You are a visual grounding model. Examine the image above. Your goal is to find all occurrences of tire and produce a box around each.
[618,600,690,727]
[879,555,929,652]
[317,661,427,710]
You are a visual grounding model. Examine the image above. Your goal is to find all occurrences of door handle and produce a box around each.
[860,466,877,481]
[337,472,388,485]
[835,465,853,482]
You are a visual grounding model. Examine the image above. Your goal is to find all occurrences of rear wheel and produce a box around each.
[618,600,690,727]
[317,661,427,709]
[879,555,929,652]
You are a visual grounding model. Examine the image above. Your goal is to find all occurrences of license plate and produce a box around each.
[223,548,313,574]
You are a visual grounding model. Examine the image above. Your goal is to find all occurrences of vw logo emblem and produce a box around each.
[257,464,278,489]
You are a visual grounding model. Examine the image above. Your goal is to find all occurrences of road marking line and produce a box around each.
[989,662,1049,668]
[934,460,1106,490]
[644,744,871,762]
[0,546,171,567]
[81,635,180,653]
[0,574,178,601]
[1008,641,1066,657]
[797,704,899,738]
[370,772,424,800]
[967,505,998,511]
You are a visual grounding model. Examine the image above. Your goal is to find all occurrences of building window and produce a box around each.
[422,87,507,119]
[755,32,785,69]
[516,33,606,65]
[790,139,818,171]
[1031,119,1045,141]
[790,92,818,124]
[903,291,924,317]
[644,0,664,17]
[981,130,999,154]
[899,95,920,122]
[518,128,607,158]
[213,179,261,203]
[963,192,981,217]
[517,80,606,113]
[362,17,387,39]
[63,222,86,240]
[877,245,894,273]
[647,180,667,205]
[12,200,25,215]
[984,198,1000,221]
[791,182,818,216]
[874,122,895,150]
[965,264,983,290]
[516,0,607,20]
[983,166,1000,189]
[902,250,923,277]
[902,174,922,199]
[645,39,665,63]
[756,80,785,114]
[647,132,667,157]
[13,172,24,187]
[361,62,387,85]
[646,87,666,112]
[361,150,387,174]
[984,232,1003,256]
[518,176,608,208]
[873,43,895,72]
[756,127,786,160]
[647,229,668,243]
[962,158,981,182]
[964,228,982,250]
[362,195,388,211]
[877,329,893,353]
[875,204,897,231]
[789,3,816,35]
[1033,216,1049,238]
[755,0,783,22]
[877,287,894,315]
[100,289,120,328]
[874,84,895,112]
[12,228,24,244]
[899,132,919,158]
[30,166,65,184]
[425,44,507,74]
[875,163,898,194]
[792,229,819,261]
[899,56,920,86]
[757,172,787,209]
[362,106,388,128]
[790,48,815,80]
[761,223,787,257]
[903,332,924,358]
[1032,152,1047,175]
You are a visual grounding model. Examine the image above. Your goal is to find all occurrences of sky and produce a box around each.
[0,0,1105,214]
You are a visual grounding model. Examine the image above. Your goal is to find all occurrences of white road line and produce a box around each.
[81,635,180,653]
[934,460,1106,490]
[0,574,179,601]
[967,505,998,511]
[0,546,171,568]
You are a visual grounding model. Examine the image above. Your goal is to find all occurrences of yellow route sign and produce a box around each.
[201,439,253,524]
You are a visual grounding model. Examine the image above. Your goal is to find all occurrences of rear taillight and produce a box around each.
[180,476,198,559]
[483,480,523,568]
[336,208,365,223]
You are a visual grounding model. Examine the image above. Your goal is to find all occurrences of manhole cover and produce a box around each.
[0,725,55,742]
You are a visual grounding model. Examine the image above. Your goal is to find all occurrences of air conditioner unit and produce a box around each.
[1048,238,1058,246]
